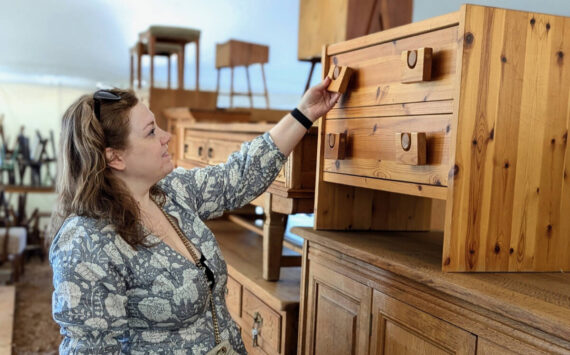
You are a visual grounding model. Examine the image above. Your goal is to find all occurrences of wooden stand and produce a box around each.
[215,40,270,108]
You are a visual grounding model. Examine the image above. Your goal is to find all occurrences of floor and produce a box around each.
[11,258,61,354]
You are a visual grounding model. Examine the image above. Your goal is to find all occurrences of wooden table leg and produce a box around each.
[178,44,185,90]
[245,65,253,108]
[167,56,171,89]
[149,36,155,89]
[261,64,269,108]
[195,38,200,91]
[230,67,235,108]
[263,193,288,281]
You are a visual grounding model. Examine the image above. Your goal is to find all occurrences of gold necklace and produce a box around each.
[155,202,221,345]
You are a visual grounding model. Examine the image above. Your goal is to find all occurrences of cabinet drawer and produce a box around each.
[207,139,243,165]
[329,25,458,111]
[323,114,452,186]
[225,275,242,319]
[242,289,282,354]
[183,137,208,162]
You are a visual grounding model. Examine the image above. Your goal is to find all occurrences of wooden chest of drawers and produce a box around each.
[315,5,570,272]
[178,121,318,280]
[208,220,300,355]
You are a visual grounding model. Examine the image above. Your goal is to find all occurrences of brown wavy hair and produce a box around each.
[48,88,164,249]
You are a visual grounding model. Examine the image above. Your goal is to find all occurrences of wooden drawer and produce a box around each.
[206,138,242,165]
[330,25,458,113]
[183,136,208,163]
[323,114,452,186]
[242,289,282,354]
[225,275,242,319]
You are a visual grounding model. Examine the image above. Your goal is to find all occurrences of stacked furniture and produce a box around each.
[297,0,412,91]
[215,39,270,108]
[130,41,182,89]
[297,4,570,353]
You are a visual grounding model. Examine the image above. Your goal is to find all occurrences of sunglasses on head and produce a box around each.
[93,90,121,121]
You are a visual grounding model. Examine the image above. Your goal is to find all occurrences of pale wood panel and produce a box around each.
[327,11,460,55]
[304,262,371,355]
[445,6,570,271]
[326,100,454,119]
[0,286,15,355]
[330,24,458,109]
[206,138,243,165]
[226,275,242,319]
[183,137,208,162]
[323,114,451,186]
[370,290,476,355]
[476,338,548,355]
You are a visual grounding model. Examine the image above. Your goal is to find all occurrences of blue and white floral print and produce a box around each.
[50,133,287,354]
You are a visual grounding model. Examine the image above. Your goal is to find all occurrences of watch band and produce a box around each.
[291,108,313,130]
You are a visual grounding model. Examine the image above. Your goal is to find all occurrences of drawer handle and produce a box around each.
[197,146,203,156]
[251,312,263,348]
[207,147,214,159]
[401,47,433,83]
[326,65,353,93]
[324,132,347,160]
[184,144,189,154]
[395,132,427,165]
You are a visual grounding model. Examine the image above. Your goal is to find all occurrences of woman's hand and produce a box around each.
[297,77,341,121]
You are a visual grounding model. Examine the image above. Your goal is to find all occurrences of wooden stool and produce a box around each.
[139,25,201,90]
[215,40,269,108]
[130,41,182,89]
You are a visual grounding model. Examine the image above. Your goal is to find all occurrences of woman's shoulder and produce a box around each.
[49,215,123,261]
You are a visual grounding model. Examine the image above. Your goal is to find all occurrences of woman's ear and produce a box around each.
[105,147,126,171]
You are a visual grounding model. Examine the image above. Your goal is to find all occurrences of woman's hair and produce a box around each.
[48,88,165,249]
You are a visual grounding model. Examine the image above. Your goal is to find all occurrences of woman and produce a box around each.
[49,77,340,354]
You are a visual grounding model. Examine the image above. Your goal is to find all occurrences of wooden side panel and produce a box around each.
[444,6,570,271]
[146,88,218,129]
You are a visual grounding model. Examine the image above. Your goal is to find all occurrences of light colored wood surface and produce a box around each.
[293,226,570,346]
[210,219,300,311]
[0,286,15,355]
[216,40,269,68]
[444,5,570,271]
[370,289,477,355]
[298,0,413,61]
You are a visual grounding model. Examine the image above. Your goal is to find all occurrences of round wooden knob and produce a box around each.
[333,66,341,79]
[401,133,411,151]
[328,133,336,148]
[407,50,418,69]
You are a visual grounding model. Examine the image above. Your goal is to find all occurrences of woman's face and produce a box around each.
[119,102,173,186]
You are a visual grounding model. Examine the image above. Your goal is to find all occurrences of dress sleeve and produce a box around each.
[50,218,129,354]
[160,132,288,220]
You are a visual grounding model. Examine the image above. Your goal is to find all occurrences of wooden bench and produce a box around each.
[0,286,15,355]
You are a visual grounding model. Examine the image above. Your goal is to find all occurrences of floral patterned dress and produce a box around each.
[50,133,287,354]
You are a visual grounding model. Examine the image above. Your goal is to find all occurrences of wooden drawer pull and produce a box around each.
[197,146,203,157]
[401,47,433,83]
[395,132,427,165]
[207,147,214,159]
[327,65,353,93]
[324,132,347,160]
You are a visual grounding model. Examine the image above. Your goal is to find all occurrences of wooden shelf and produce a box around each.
[207,219,300,311]
[292,227,570,343]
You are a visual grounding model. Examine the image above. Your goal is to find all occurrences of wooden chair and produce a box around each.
[139,26,201,90]
[0,221,27,284]
[130,41,183,89]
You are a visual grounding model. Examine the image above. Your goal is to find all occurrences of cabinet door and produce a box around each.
[370,290,476,355]
[304,262,371,355]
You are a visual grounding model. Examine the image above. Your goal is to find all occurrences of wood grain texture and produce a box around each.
[0,286,15,355]
[444,5,570,271]
[293,226,570,350]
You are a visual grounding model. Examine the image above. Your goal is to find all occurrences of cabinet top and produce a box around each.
[292,227,570,342]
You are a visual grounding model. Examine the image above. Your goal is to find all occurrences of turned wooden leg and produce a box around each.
[263,194,288,281]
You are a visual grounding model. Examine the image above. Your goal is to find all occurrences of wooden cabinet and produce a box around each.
[179,121,318,281]
[208,219,300,355]
[297,0,413,61]
[294,227,570,355]
[315,4,570,272]
[303,262,371,354]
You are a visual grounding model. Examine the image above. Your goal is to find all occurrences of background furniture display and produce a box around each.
[130,41,182,89]
[215,40,270,108]
[177,121,317,281]
[314,4,570,272]
[294,227,570,354]
[209,219,299,355]
[138,25,201,90]
[297,0,412,91]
